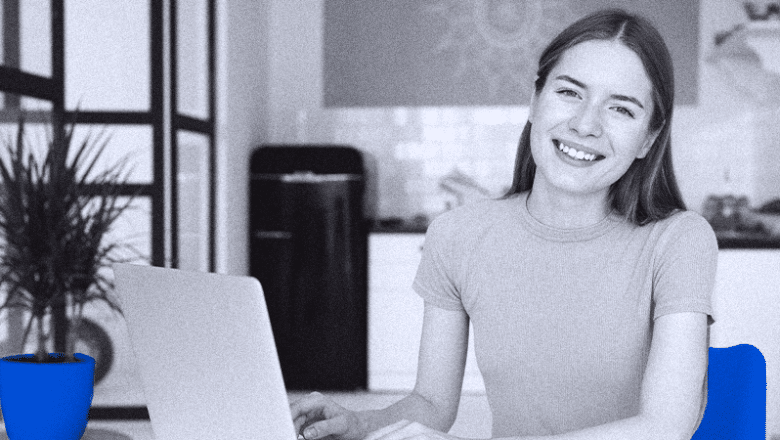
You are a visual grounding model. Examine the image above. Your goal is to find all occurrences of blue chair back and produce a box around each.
[692,344,766,440]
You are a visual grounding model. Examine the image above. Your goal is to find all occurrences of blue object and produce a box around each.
[692,344,766,440]
[0,353,95,440]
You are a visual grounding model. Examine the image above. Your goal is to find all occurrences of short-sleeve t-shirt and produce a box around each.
[412,192,718,437]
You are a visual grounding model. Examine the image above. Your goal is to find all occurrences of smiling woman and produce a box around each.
[292,9,717,440]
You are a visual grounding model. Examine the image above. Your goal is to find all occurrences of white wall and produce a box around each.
[215,0,268,275]
[711,250,780,437]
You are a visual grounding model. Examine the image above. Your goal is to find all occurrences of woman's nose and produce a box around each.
[568,103,603,137]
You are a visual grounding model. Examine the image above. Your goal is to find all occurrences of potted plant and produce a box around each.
[0,115,139,440]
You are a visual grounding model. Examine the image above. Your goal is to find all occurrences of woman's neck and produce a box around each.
[525,186,611,229]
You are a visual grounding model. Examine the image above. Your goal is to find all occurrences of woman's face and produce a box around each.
[528,39,658,201]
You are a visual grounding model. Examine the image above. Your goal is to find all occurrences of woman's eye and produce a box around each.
[556,89,580,98]
[613,106,635,118]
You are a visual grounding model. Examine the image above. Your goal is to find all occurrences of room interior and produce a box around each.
[0,0,779,439]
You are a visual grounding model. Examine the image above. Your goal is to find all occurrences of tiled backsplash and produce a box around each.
[330,107,528,221]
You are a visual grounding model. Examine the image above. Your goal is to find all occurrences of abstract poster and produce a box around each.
[324,0,698,106]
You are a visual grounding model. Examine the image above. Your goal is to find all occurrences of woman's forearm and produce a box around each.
[496,414,693,440]
[356,390,458,438]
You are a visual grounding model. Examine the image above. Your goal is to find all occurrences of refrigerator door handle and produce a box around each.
[253,230,293,240]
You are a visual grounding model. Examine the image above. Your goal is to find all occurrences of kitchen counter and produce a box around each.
[369,217,429,234]
[369,218,780,248]
[716,231,780,249]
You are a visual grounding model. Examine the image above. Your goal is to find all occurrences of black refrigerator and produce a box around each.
[249,145,367,390]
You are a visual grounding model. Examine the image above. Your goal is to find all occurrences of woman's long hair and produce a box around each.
[505,9,686,226]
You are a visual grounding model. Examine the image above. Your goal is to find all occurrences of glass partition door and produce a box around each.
[0,0,217,417]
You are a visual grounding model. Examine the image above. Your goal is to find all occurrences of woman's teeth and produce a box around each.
[557,142,598,162]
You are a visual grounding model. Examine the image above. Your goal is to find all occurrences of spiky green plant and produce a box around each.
[0,116,141,362]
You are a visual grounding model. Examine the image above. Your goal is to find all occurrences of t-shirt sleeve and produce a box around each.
[652,212,718,321]
[412,214,466,312]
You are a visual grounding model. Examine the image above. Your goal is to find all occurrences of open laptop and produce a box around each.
[112,263,298,440]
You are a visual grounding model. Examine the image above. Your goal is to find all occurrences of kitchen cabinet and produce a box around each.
[710,249,780,438]
[368,233,483,392]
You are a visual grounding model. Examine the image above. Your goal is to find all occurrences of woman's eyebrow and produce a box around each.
[556,74,587,89]
[555,74,646,110]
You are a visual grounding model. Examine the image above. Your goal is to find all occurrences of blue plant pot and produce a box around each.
[0,353,95,440]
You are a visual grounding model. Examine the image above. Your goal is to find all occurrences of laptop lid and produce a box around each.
[112,263,297,440]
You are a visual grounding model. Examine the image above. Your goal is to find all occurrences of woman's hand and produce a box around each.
[364,420,463,440]
[290,392,365,440]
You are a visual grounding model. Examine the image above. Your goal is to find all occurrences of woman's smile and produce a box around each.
[553,139,605,165]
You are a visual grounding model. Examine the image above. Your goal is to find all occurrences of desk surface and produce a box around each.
[0,391,492,439]
[1,420,153,440]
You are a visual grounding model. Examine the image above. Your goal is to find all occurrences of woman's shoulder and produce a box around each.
[649,209,718,255]
[427,196,520,235]
[422,197,522,254]
[653,209,715,235]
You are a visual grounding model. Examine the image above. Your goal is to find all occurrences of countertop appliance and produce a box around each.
[250,145,367,390]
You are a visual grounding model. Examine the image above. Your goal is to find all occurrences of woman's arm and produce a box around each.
[512,311,708,440]
[361,302,471,433]
[365,311,709,440]
[291,302,470,440]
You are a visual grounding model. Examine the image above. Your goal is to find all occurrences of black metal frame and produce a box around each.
[169,0,218,271]
[1,0,218,419]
